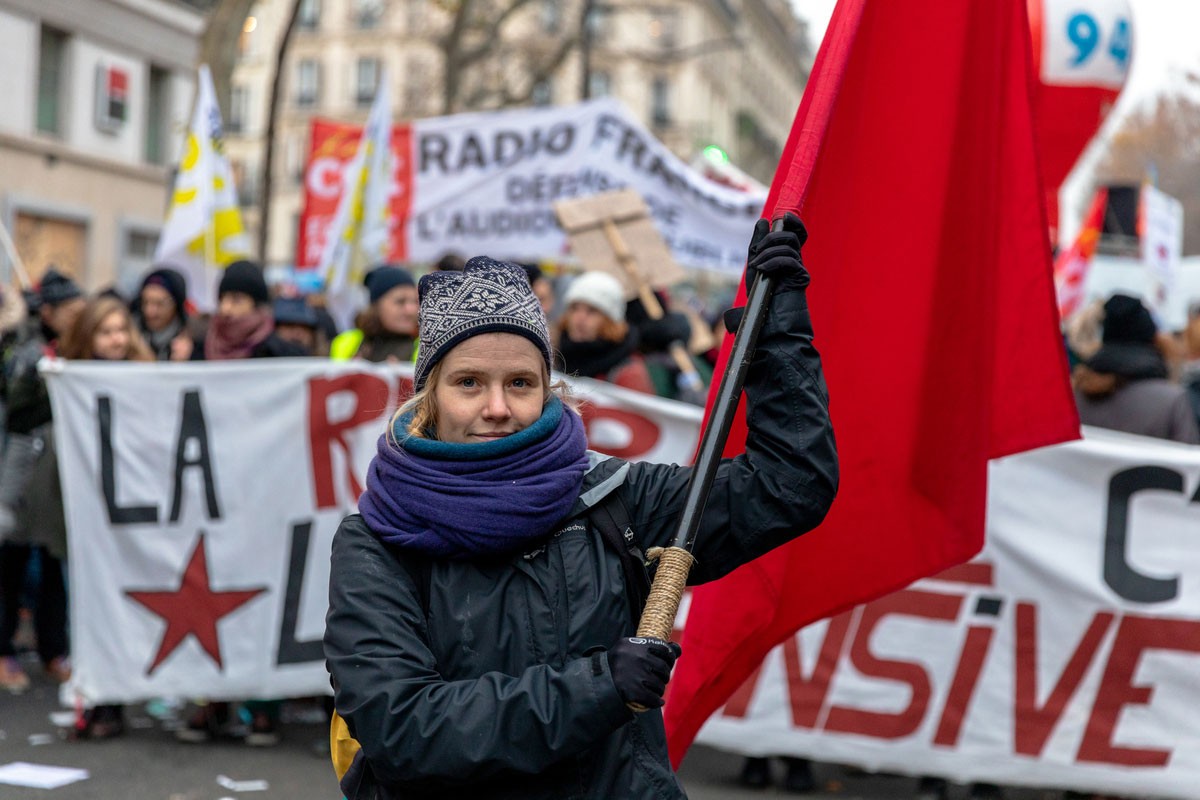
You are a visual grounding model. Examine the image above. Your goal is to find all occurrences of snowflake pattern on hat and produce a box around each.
[414,256,551,389]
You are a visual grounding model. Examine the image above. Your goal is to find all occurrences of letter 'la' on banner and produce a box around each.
[663,0,1082,763]
[154,64,252,313]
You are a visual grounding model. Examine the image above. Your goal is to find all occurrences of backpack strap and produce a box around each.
[588,490,652,628]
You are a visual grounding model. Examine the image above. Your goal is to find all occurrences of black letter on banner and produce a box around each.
[98,396,158,524]
[1104,466,1181,603]
[170,390,221,523]
[277,521,323,665]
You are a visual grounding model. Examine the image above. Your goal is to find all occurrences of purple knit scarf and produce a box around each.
[357,397,589,559]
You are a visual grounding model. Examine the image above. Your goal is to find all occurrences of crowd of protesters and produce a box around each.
[0,254,729,745]
[0,249,1195,800]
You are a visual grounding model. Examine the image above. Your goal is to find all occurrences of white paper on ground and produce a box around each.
[216,774,269,792]
[0,762,90,789]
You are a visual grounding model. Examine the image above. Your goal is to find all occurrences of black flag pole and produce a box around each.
[627,218,785,709]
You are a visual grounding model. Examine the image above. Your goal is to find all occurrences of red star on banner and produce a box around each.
[126,534,267,675]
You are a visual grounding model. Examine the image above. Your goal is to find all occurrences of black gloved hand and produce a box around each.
[745,212,809,295]
[606,636,682,709]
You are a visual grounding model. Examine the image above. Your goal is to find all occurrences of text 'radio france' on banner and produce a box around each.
[297,99,766,276]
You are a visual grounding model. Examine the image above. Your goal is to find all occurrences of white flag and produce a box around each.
[154,65,252,313]
[318,70,395,330]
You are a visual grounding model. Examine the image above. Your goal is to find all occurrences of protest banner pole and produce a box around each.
[0,217,33,289]
[554,189,703,392]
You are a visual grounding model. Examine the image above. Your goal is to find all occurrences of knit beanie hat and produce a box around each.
[273,296,319,328]
[562,271,627,323]
[1087,293,1164,377]
[414,256,551,390]
[140,266,189,320]
[218,260,270,305]
[38,268,83,307]
[363,265,415,305]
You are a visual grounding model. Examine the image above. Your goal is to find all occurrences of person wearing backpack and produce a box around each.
[324,214,837,799]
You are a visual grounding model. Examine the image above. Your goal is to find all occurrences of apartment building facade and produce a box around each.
[0,0,202,293]
[226,0,812,267]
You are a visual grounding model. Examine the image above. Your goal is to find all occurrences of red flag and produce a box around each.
[663,0,1081,764]
[1053,187,1108,320]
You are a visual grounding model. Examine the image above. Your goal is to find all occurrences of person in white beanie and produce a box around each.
[554,271,654,393]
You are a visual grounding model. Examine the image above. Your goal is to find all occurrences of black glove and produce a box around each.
[745,212,809,295]
[606,636,682,709]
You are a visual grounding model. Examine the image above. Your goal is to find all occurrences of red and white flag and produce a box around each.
[664,0,1081,763]
[1054,187,1108,321]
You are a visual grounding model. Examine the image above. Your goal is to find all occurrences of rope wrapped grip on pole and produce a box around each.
[626,217,787,712]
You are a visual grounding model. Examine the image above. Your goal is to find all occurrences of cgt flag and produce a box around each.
[663,0,1081,763]
[154,64,252,312]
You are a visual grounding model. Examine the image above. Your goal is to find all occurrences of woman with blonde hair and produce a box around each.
[325,214,838,799]
[60,296,154,362]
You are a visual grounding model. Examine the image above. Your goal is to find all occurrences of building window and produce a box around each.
[648,8,678,50]
[36,26,68,136]
[405,0,427,33]
[404,57,429,116]
[531,80,553,107]
[651,77,671,127]
[238,15,258,61]
[585,5,610,40]
[588,71,611,98]
[119,227,159,293]
[354,0,384,29]
[231,159,258,208]
[540,0,561,33]
[229,85,249,133]
[298,0,320,30]
[145,66,170,164]
[296,59,320,107]
[355,58,381,106]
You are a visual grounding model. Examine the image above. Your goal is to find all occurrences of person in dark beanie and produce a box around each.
[131,266,192,361]
[325,214,837,799]
[1073,293,1199,443]
[197,259,304,360]
[329,265,418,362]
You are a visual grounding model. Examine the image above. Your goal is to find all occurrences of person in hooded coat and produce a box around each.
[1073,293,1199,444]
[324,214,838,799]
[131,266,193,361]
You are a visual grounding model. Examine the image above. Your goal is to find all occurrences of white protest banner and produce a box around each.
[44,359,700,703]
[48,355,1200,799]
[297,99,765,276]
[1140,184,1184,324]
[695,428,1200,800]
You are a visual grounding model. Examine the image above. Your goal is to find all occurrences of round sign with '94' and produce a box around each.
[1038,0,1132,88]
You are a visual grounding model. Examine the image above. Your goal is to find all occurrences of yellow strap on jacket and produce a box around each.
[330,710,361,781]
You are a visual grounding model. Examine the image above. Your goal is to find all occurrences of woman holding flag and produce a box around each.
[324,214,837,799]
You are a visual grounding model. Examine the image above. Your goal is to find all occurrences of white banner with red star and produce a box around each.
[42,360,1200,797]
[42,358,701,702]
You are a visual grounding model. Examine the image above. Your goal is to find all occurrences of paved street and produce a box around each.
[0,654,1060,800]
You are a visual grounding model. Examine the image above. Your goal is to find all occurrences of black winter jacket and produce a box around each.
[324,288,837,799]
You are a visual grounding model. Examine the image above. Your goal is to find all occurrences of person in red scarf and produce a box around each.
[195,260,305,361]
